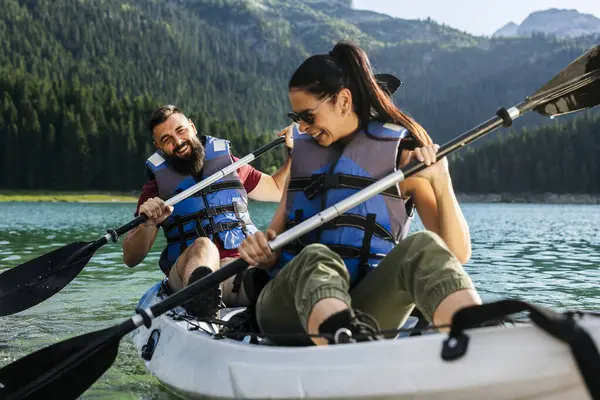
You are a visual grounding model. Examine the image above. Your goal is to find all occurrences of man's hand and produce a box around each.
[138,197,174,226]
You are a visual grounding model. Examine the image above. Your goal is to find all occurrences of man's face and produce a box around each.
[152,113,205,176]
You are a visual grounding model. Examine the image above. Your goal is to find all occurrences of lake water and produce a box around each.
[0,201,599,399]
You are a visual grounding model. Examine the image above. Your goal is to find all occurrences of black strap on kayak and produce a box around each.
[231,271,244,295]
[288,173,402,200]
[218,303,262,344]
[441,299,600,400]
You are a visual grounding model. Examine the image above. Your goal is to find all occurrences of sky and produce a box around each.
[352,0,600,36]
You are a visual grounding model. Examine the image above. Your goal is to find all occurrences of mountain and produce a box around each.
[493,22,519,37]
[3,0,596,139]
[493,9,600,39]
[0,0,479,135]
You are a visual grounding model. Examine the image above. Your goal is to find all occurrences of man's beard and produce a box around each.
[164,139,205,177]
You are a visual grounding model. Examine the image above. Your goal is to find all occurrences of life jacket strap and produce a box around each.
[286,213,395,242]
[166,221,254,245]
[162,204,238,234]
[354,213,377,288]
[174,215,187,253]
[281,241,386,262]
[288,173,402,200]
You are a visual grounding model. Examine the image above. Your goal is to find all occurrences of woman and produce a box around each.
[238,41,482,346]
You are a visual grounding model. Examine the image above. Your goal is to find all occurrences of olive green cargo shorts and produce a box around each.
[256,231,475,345]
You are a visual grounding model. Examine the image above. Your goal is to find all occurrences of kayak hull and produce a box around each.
[131,281,598,399]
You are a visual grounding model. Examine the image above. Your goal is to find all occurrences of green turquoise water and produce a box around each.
[0,201,599,399]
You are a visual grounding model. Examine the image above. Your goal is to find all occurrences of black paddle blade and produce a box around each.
[533,45,600,117]
[0,321,133,400]
[0,241,97,316]
[375,73,402,96]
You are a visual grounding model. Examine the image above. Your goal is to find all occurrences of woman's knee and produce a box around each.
[296,243,342,262]
[285,243,349,280]
[390,231,454,260]
[393,231,474,321]
[407,230,446,248]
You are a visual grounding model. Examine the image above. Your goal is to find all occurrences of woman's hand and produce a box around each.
[275,124,294,153]
[402,144,449,184]
[238,229,278,269]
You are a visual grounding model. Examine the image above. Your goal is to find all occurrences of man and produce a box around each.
[123,105,292,318]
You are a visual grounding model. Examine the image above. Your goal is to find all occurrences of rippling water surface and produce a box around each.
[0,201,598,398]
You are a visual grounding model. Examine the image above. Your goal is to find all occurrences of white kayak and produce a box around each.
[131,281,600,400]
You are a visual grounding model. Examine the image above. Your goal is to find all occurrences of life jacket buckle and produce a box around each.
[208,220,221,234]
[233,200,248,215]
[321,174,340,189]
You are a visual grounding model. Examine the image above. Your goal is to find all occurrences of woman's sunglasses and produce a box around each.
[287,95,334,125]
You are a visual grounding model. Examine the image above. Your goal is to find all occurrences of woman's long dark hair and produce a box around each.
[289,41,432,146]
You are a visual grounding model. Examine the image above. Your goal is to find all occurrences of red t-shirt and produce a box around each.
[135,155,263,259]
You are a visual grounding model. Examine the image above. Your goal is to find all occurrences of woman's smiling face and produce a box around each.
[288,88,358,147]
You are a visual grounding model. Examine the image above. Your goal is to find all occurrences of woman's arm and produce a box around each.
[399,148,471,264]
[238,173,290,268]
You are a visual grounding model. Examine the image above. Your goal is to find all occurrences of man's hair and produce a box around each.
[148,105,184,135]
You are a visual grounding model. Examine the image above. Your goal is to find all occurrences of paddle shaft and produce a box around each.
[97,136,285,245]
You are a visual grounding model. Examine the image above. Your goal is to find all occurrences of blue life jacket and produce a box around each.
[146,135,258,274]
[276,121,414,287]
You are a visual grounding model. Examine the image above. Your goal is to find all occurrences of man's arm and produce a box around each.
[243,125,294,202]
[123,223,160,267]
[246,156,291,202]
[122,181,171,267]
